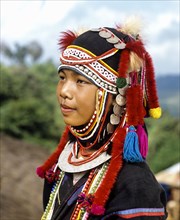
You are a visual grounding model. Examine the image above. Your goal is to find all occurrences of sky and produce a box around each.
[1,0,180,76]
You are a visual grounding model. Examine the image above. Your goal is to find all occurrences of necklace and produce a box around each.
[41,170,65,220]
[70,162,109,220]
[68,141,110,166]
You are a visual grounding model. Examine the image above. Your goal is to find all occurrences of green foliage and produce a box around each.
[145,112,180,173]
[0,61,65,147]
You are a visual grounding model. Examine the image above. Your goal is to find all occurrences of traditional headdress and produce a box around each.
[37,18,162,216]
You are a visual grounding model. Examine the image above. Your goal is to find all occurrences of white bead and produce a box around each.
[96,78,101,83]
[92,75,97,79]
[88,71,93,76]
[84,68,89,73]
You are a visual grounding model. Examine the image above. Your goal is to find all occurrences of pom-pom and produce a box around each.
[136,125,148,158]
[123,126,144,162]
[91,204,105,215]
[36,166,45,178]
[149,107,162,119]
[116,77,127,88]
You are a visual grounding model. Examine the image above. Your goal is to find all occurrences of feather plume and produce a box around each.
[58,30,78,51]
[117,16,143,39]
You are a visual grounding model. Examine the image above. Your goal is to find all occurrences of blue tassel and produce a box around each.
[123,126,144,163]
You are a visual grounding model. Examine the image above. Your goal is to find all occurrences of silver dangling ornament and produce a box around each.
[110,114,120,125]
[116,94,126,106]
[107,122,114,134]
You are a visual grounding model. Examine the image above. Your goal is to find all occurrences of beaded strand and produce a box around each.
[41,171,65,220]
[70,162,109,220]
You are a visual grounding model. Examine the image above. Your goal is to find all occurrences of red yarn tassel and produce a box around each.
[126,86,139,126]
[125,40,145,59]
[117,49,130,78]
[58,30,77,51]
[91,126,126,213]
[36,126,69,178]
[145,52,160,109]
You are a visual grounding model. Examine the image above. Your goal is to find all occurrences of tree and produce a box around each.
[0,41,43,66]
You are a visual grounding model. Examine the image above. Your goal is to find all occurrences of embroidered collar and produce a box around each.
[58,141,111,173]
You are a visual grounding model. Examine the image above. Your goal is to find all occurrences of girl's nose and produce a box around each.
[58,81,73,100]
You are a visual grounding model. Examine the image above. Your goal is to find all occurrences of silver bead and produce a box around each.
[118,86,128,95]
[107,123,114,134]
[116,94,126,106]
[113,104,121,116]
[110,114,120,125]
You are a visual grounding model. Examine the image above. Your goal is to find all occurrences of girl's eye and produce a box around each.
[59,74,65,80]
[77,79,86,84]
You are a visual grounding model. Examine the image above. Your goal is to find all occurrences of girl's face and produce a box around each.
[57,69,98,126]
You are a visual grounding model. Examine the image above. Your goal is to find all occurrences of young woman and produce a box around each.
[37,19,167,220]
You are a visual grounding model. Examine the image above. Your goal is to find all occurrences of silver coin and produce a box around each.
[114,42,126,49]
[99,30,111,38]
[106,36,119,44]
[91,28,101,32]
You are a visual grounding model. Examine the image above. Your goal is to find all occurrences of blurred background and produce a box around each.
[0,0,179,220]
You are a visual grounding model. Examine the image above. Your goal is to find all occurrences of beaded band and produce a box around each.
[59,46,118,94]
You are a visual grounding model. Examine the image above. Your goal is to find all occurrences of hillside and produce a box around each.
[156,74,179,117]
[0,133,50,220]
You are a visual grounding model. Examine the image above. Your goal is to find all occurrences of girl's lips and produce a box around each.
[61,104,75,114]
